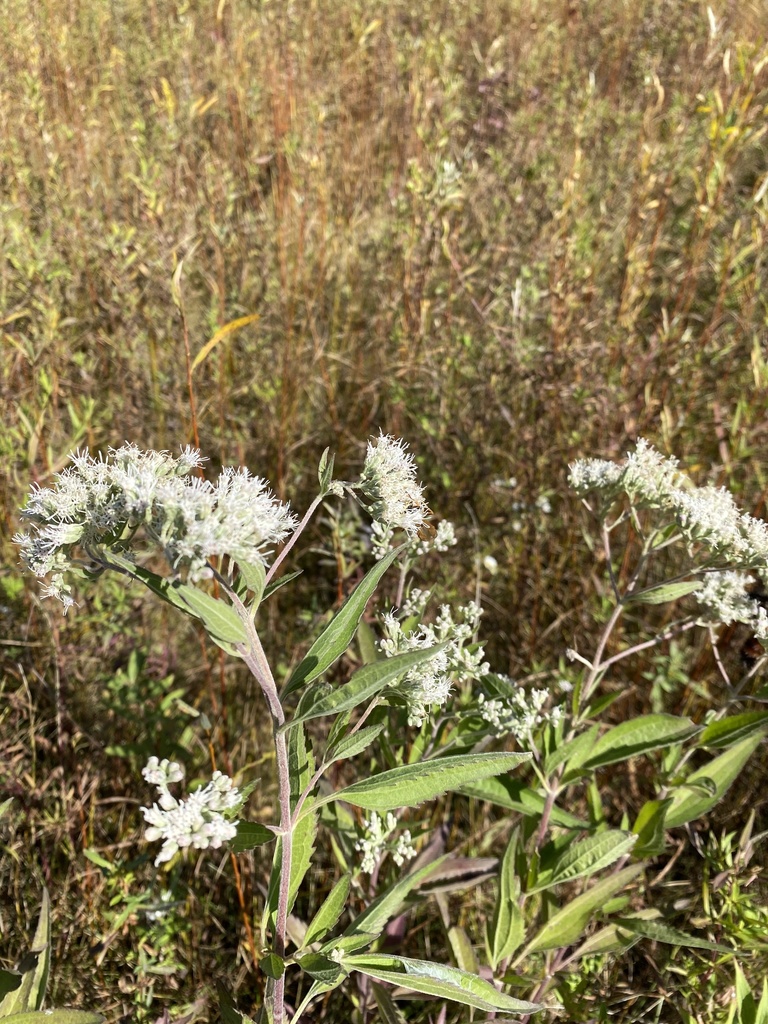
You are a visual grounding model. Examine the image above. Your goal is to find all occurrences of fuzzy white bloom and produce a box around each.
[478,684,564,744]
[141,759,240,866]
[354,811,416,873]
[569,439,768,579]
[15,444,297,604]
[357,434,430,536]
[568,458,623,495]
[400,587,430,618]
[694,571,757,626]
[379,601,488,726]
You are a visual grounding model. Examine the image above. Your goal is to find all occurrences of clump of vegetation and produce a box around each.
[3,0,768,1021]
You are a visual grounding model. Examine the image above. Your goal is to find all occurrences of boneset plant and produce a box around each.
[14,437,768,1022]
[13,438,536,1024]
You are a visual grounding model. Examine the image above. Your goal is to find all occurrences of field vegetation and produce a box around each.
[3,0,768,1021]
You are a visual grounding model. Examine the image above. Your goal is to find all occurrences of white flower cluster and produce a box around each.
[478,685,564,743]
[694,571,768,638]
[14,443,297,608]
[379,601,489,726]
[354,811,417,874]
[569,439,768,578]
[357,434,430,537]
[140,756,240,866]
[400,587,430,618]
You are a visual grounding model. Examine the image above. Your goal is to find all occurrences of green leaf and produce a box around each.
[2,1014,104,1024]
[700,712,768,749]
[326,723,385,764]
[371,983,408,1024]
[531,831,637,893]
[460,776,588,829]
[318,448,336,494]
[284,547,402,696]
[259,954,285,980]
[322,752,531,812]
[172,582,248,644]
[344,954,540,1013]
[579,715,698,770]
[232,821,275,852]
[544,724,600,776]
[631,799,672,858]
[304,874,352,947]
[283,644,448,732]
[264,805,318,935]
[614,915,734,953]
[525,864,644,953]
[448,927,480,976]
[665,733,766,828]
[490,830,524,969]
[296,953,343,986]
[0,891,50,1018]
[235,559,266,605]
[288,715,316,806]
[262,569,303,602]
[627,580,701,604]
[357,620,379,666]
[103,553,247,644]
[82,849,115,873]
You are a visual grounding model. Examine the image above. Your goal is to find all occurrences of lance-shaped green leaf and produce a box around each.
[282,643,449,733]
[102,552,247,644]
[489,830,524,969]
[232,821,275,852]
[577,715,698,770]
[0,890,50,1017]
[284,547,402,697]
[326,723,385,764]
[627,580,701,604]
[343,954,541,1013]
[665,732,767,828]
[544,724,600,777]
[448,927,480,975]
[460,776,588,829]
[173,583,248,644]
[524,864,644,953]
[320,752,531,813]
[530,831,637,893]
[264,805,318,934]
[262,569,303,602]
[2,1013,104,1024]
[614,915,734,953]
[304,874,352,948]
[700,711,768,749]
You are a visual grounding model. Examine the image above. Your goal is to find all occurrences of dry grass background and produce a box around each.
[3,0,768,1020]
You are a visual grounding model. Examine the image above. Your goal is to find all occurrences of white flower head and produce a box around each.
[15,443,296,604]
[478,681,564,746]
[357,434,430,536]
[694,571,757,626]
[379,601,489,726]
[354,811,416,873]
[140,758,240,866]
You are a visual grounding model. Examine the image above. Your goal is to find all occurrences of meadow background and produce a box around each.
[3,0,768,1020]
